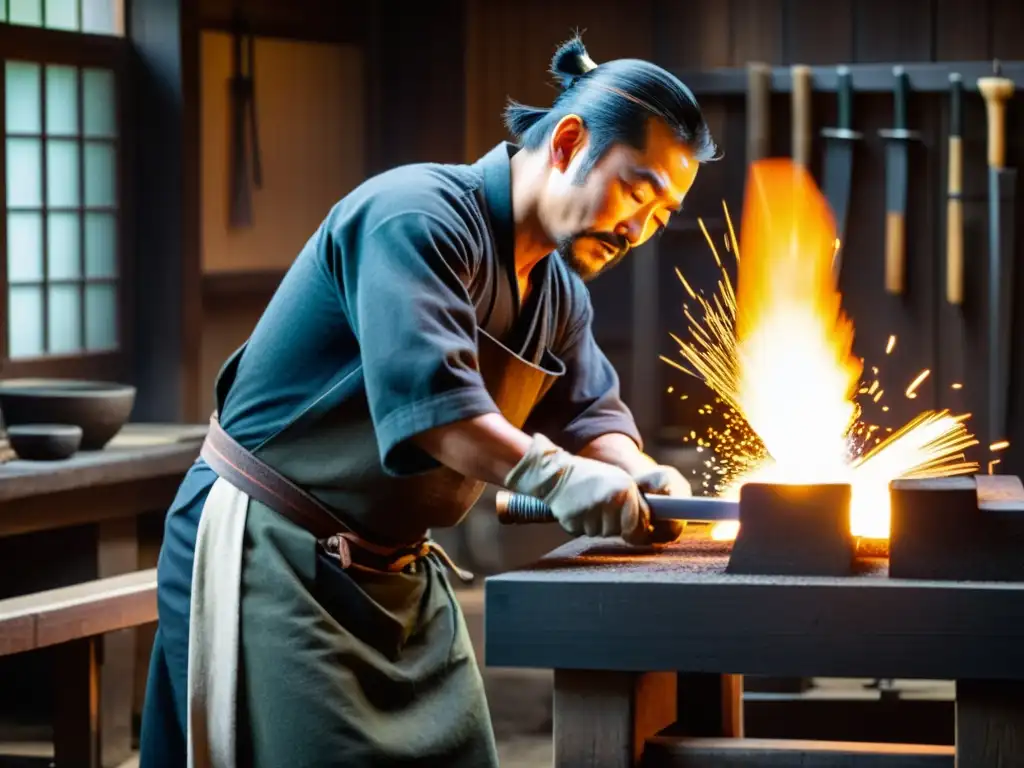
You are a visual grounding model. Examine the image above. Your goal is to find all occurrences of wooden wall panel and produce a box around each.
[199,33,365,273]
[783,0,854,65]
[363,0,465,174]
[852,0,934,62]
[464,0,655,162]
[730,0,783,65]
[198,298,266,418]
[198,0,365,43]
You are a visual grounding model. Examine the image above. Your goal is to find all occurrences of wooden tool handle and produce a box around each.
[978,74,1015,170]
[791,65,812,168]
[947,136,964,305]
[746,63,772,165]
[885,212,905,294]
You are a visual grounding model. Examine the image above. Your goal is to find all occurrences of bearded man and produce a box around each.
[140,34,717,768]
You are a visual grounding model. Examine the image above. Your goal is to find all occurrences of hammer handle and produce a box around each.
[947,138,964,305]
[947,74,964,306]
[494,491,740,525]
[978,75,1014,170]
[747,63,772,165]
[791,65,813,168]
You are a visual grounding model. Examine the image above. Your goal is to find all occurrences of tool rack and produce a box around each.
[673,60,1024,95]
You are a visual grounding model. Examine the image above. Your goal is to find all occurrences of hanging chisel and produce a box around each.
[791,64,813,169]
[946,73,965,306]
[747,62,772,167]
[821,66,862,282]
[494,491,739,526]
[879,66,920,295]
[978,62,1017,446]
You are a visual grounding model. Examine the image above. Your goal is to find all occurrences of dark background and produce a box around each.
[10,0,1024,472]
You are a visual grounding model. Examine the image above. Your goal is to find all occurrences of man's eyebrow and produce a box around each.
[630,167,684,213]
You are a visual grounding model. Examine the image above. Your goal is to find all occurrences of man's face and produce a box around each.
[541,117,699,281]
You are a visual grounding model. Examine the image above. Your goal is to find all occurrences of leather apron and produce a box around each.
[186,327,564,768]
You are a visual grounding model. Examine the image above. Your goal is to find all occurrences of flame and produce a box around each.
[666,159,979,541]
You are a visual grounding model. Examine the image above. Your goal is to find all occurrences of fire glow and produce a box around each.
[663,159,979,541]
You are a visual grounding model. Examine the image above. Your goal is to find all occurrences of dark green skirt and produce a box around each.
[237,501,499,767]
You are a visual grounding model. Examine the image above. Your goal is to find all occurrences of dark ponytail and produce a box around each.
[503,102,549,136]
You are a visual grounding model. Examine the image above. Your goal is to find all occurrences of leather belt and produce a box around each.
[199,416,472,579]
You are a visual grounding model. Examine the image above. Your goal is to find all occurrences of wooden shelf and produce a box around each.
[676,59,1024,95]
[201,269,287,301]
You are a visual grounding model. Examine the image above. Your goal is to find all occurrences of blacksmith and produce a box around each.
[140,35,717,768]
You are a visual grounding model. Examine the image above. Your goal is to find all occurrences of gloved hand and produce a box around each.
[631,464,693,545]
[504,434,651,544]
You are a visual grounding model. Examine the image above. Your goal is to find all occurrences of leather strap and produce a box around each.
[199,416,474,580]
[201,415,344,540]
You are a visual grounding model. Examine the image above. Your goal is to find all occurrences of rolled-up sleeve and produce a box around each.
[523,298,643,454]
[336,211,500,475]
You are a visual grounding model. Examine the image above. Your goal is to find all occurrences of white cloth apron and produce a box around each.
[186,477,251,768]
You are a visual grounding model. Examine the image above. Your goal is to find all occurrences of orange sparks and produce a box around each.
[991,440,1010,452]
[665,158,978,541]
[905,369,930,399]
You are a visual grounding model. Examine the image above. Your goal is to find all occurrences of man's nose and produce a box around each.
[615,219,643,246]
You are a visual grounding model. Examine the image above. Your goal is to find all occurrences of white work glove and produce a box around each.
[504,434,652,544]
[631,463,693,545]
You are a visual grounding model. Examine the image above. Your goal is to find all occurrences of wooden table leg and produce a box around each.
[553,669,676,768]
[96,517,139,767]
[956,679,1024,766]
[53,637,100,768]
[677,674,744,738]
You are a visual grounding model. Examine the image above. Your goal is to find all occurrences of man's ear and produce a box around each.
[549,114,587,173]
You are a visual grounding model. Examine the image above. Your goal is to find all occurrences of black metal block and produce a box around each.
[889,475,1024,581]
[726,482,854,577]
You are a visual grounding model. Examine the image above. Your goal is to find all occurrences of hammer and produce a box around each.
[494,490,739,525]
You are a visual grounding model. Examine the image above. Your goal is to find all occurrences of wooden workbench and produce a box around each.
[0,422,205,767]
[484,536,1024,767]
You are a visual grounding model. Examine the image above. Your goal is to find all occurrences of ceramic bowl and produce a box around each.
[7,424,84,461]
[0,379,136,450]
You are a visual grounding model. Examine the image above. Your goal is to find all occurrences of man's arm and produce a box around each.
[411,413,533,487]
[579,432,658,476]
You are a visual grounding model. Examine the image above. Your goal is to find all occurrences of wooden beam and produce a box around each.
[201,269,287,301]
[0,569,158,655]
[643,736,953,767]
[956,680,1024,766]
[198,0,366,45]
[484,538,1024,680]
[128,0,203,422]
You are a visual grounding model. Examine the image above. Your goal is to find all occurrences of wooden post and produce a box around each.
[678,673,744,738]
[96,517,139,767]
[956,679,1024,766]
[53,637,100,768]
[553,669,677,768]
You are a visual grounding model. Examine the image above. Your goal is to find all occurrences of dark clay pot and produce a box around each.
[0,379,136,450]
[7,424,83,461]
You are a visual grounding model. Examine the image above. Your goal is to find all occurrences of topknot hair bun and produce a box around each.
[550,34,598,90]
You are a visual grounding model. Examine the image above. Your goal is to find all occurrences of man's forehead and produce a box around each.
[628,146,697,210]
